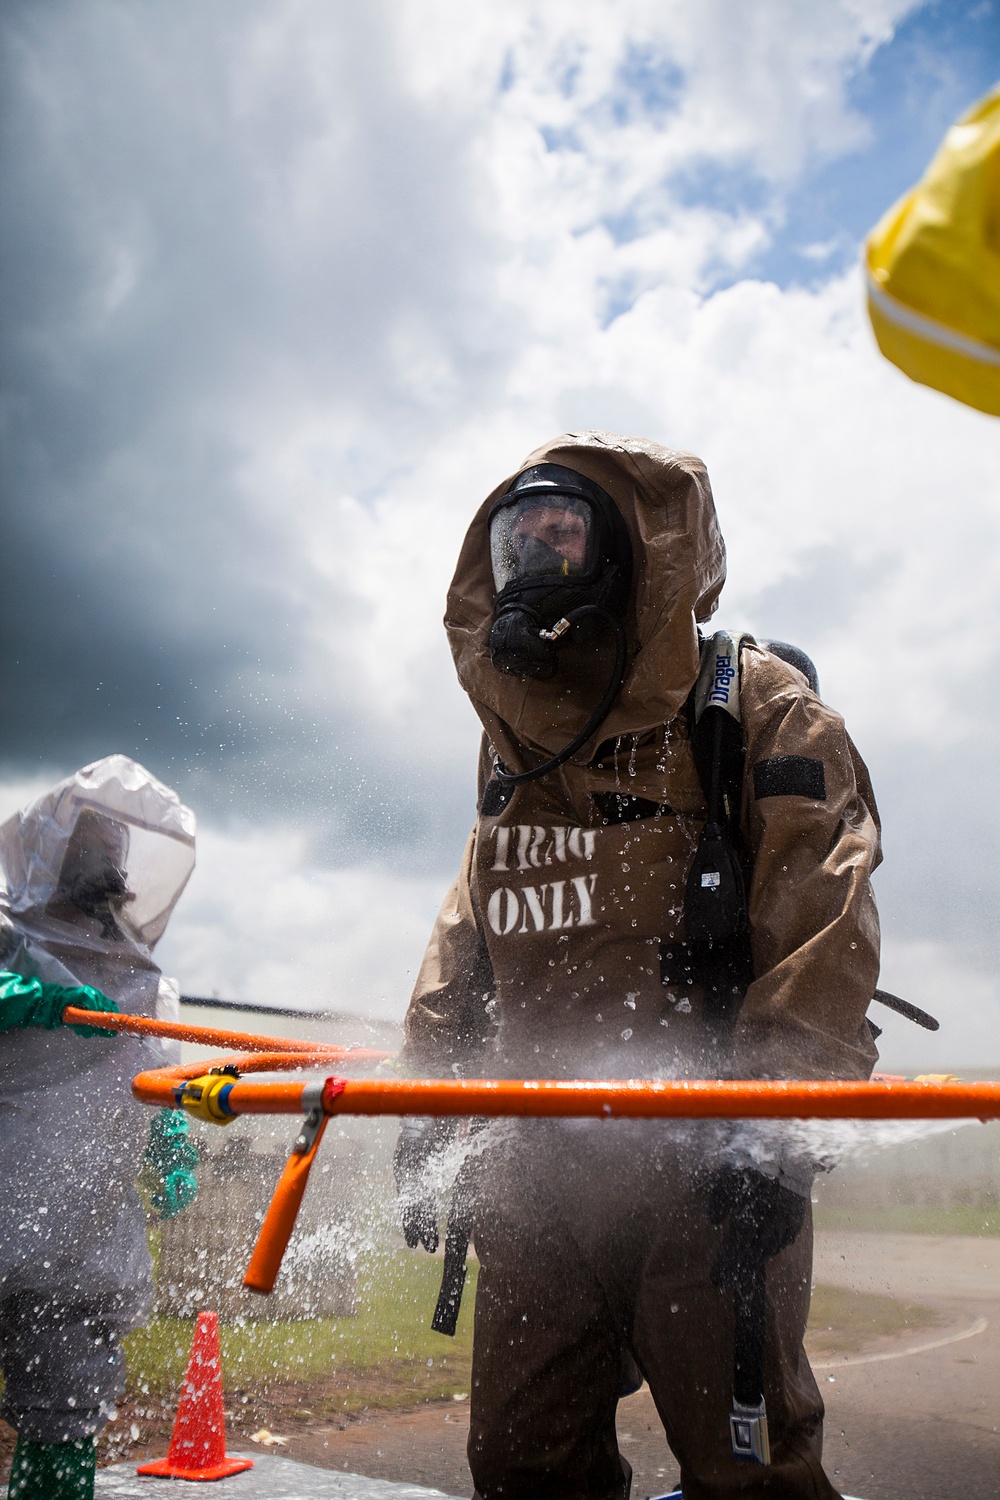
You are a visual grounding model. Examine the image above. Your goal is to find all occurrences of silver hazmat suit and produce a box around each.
[0,756,195,1440]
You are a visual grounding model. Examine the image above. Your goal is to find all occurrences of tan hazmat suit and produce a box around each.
[401,433,881,1500]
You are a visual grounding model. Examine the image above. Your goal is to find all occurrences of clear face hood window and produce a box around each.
[48,805,195,949]
[490,494,598,593]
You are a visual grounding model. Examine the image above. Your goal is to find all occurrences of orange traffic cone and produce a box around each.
[137,1310,254,1481]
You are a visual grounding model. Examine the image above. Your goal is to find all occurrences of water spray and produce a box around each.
[63,1004,1000,1474]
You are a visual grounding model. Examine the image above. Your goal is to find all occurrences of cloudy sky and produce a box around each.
[2,0,997,1067]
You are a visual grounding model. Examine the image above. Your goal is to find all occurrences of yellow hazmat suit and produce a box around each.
[865,85,1000,416]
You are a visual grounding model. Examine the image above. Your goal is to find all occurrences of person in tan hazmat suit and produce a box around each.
[395,433,881,1500]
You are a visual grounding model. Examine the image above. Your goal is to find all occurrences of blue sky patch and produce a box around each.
[612,43,684,125]
[747,0,1000,288]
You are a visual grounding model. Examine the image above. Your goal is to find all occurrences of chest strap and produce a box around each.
[685,632,751,946]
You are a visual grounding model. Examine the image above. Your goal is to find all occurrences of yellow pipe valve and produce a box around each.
[180,1068,240,1126]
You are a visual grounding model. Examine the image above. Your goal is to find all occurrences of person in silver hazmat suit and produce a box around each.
[0,756,197,1500]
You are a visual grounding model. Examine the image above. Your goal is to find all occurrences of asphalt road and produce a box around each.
[280,1233,1000,1500]
[808,1233,999,1500]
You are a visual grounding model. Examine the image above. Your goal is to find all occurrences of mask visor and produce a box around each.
[490,493,597,593]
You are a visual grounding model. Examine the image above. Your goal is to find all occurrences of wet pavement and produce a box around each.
[811,1233,1000,1500]
[264,1234,998,1500]
[91,1454,461,1499]
[2,1234,994,1499]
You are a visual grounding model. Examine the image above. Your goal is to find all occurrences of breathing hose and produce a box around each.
[494,606,628,785]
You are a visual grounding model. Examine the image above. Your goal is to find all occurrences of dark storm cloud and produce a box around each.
[0,0,501,863]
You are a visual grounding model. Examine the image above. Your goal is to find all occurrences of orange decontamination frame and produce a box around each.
[63,1007,1000,1298]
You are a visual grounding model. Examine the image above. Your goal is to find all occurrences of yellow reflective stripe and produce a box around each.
[865,265,1000,369]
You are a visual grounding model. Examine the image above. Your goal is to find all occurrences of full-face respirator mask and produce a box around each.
[487,464,633,784]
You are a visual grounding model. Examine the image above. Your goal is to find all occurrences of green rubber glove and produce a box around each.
[145,1108,200,1219]
[151,1167,199,1219]
[0,971,120,1037]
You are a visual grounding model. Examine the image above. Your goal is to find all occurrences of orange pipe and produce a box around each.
[131,1053,370,1110]
[126,1030,1000,1301]
[235,1073,998,1296]
[62,1005,389,1060]
[243,1116,329,1295]
[131,1062,1000,1120]
[317,1076,1000,1120]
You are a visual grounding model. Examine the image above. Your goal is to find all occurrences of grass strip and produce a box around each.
[805,1283,936,1358]
[813,1203,998,1237]
[124,1251,939,1413]
[126,1251,477,1412]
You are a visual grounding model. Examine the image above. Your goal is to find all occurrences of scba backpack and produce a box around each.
[683,630,936,1038]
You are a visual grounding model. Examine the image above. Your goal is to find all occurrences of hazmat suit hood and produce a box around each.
[0,753,195,951]
[446,432,726,777]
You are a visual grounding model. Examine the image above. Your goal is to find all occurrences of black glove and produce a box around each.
[393,1117,454,1253]
[707,1165,807,1292]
